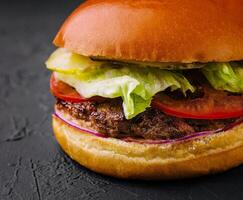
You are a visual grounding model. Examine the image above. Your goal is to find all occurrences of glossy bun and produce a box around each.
[53,114,243,180]
[54,0,243,63]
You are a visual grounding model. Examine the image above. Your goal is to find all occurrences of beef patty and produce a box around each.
[56,99,238,140]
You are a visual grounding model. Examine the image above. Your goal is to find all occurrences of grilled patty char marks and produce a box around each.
[56,99,236,140]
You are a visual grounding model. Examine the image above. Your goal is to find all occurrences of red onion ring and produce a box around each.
[54,111,107,138]
[54,110,243,145]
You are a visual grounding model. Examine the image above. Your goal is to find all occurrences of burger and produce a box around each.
[45,0,243,180]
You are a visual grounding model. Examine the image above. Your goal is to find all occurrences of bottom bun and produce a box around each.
[53,115,243,180]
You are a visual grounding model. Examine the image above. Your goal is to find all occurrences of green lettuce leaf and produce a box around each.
[46,48,195,119]
[202,62,243,93]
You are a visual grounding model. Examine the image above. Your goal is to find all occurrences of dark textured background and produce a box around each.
[1,1,243,199]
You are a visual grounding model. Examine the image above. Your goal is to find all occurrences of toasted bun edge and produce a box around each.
[53,115,243,180]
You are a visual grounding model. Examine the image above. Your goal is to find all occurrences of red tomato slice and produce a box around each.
[152,86,243,119]
[50,74,102,103]
[51,73,243,119]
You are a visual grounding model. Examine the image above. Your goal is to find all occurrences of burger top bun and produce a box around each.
[54,0,243,64]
